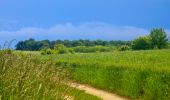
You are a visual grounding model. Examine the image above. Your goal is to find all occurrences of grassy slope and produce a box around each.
[54,50,170,100]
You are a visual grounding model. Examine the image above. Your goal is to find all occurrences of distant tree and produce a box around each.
[149,28,169,49]
[63,40,72,47]
[15,39,131,51]
[24,38,36,50]
[132,36,151,50]
[16,41,26,50]
[38,40,50,50]
[94,40,104,45]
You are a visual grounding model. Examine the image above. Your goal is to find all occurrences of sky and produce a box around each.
[0,0,170,44]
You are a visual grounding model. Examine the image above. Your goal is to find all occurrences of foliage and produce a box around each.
[40,45,115,55]
[15,39,130,51]
[0,50,101,100]
[15,39,51,51]
[132,36,151,50]
[41,48,54,55]
[71,46,114,53]
[54,50,170,100]
[0,50,69,99]
[54,44,69,54]
[118,45,130,51]
[168,42,170,49]
[149,28,169,49]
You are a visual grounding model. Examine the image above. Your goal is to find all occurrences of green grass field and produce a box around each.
[0,50,101,100]
[54,50,170,99]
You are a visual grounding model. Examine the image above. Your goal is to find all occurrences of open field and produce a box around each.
[0,50,101,100]
[54,50,170,99]
[3,50,170,99]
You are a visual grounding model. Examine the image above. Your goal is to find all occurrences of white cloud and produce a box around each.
[0,22,169,43]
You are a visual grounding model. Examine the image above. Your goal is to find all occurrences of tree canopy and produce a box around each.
[132,36,151,50]
[15,39,130,51]
[149,28,169,49]
[15,28,169,51]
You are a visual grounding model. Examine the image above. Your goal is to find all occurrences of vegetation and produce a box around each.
[54,44,70,54]
[118,45,130,51]
[132,28,169,50]
[40,44,117,55]
[132,36,151,50]
[54,50,170,99]
[15,39,130,51]
[149,28,169,49]
[15,28,169,52]
[0,49,101,100]
[2,28,170,99]
[41,48,54,55]
[71,46,115,53]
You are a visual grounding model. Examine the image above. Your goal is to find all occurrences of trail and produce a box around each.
[70,82,128,100]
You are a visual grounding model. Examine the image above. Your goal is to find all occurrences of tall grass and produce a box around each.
[0,50,101,100]
[54,50,170,99]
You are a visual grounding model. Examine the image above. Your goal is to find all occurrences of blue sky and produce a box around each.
[0,0,170,43]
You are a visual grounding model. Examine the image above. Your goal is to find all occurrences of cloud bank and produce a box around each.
[0,22,169,43]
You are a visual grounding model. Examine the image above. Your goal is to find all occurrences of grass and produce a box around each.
[0,50,101,100]
[54,50,170,99]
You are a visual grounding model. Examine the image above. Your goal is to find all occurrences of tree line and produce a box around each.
[15,39,131,51]
[15,28,169,51]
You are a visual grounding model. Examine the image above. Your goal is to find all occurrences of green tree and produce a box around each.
[132,36,151,50]
[149,28,169,49]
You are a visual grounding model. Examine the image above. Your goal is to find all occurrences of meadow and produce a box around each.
[0,50,101,100]
[54,50,170,99]
[1,49,170,100]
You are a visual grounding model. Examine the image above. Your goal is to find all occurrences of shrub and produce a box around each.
[41,48,54,55]
[94,46,113,52]
[72,46,114,53]
[68,48,75,54]
[118,45,130,51]
[132,36,151,50]
[72,46,95,53]
[54,44,69,54]
[57,48,69,54]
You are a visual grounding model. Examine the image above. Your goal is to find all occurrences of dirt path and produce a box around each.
[70,82,127,100]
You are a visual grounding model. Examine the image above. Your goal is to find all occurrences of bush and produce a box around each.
[57,48,69,54]
[118,45,130,51]
[68,48,75,54]
[72,46,95,53]
[132,36,151,50]
[41,48,54,55]
[40,44,71,55]
[54,44,69,54]
[94,46,113,52]
[72,46,114,53]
